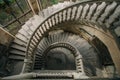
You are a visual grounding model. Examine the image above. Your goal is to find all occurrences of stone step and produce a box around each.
[13,38,27,47]
[11,44,26,52]
[9,55,24,60]
[9,49,25,56]
[18,28,31,39]
[15,33,28,43]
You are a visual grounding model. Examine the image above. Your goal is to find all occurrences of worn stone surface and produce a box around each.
[0,27,14,46]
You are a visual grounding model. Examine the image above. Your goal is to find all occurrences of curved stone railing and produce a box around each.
[38,42,84,73]
[22,0,120,73]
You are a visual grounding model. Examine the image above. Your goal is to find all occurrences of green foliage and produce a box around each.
[0,0,4,4]
[0,0,5,7]
[0,0,15,5]
[51,0,58,4]
[0,0,15,9]
[8,0,15,3]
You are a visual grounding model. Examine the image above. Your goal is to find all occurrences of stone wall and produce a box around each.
[0,44,8,77]
[0,26,14,77]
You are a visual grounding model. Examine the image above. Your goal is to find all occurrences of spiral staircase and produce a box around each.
[1,0,120,79]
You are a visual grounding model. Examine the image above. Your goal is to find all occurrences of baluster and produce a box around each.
[63,10,67,21]
[46,21,51,29]
[55,14,59,24]
[42,24,47,32]
[59,12,62,23]
[39,26,44,34]
[71,7,77,20]
[75,5,83,20]
[67,8,72,21]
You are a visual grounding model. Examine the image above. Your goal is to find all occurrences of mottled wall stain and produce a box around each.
[0,27,14,46]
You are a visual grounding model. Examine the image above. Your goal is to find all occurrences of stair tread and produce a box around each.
[13,38,27,47]
[9,55,24,60]
[25,20,37,32]
[18,28,30,39]
[16,33,28,43]
[43,9,49,17]
[22,23,33,34]
[30,15,42,27]
[11,44,26,51]
[9,49,25,56]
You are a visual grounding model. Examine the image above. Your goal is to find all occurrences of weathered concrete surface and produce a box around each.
[59,22,120,75]
[0,27,14,46]
[80,25,120,75]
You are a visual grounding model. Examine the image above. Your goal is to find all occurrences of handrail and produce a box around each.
[36,42,83,72]
[26,0,91,57]
[2,72,74,79]
[23,0,120,73]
